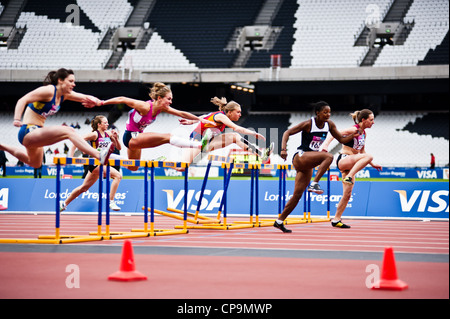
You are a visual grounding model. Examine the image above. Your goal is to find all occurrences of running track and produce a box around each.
[0,213,448,300]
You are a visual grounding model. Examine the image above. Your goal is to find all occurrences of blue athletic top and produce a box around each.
[27,85,63,118]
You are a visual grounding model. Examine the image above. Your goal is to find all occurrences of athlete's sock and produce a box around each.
[170,135,201,148]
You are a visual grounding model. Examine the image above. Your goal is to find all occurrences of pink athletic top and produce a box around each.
[125,100,161,133]
[344,124,366,151]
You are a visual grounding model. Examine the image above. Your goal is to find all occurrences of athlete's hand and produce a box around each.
[179,119,195,125]
[13,119,22,127]
[280,149,288,161]
[82,97,102,108]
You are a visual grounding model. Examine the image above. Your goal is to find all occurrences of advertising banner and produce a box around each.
[0,179,448,219]
[2,165,449,180]
[366,182,449,219]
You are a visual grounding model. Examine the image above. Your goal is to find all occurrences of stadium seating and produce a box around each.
[375,0,449,66]
[0,0,448,69]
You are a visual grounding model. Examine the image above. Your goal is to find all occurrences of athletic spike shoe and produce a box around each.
[331,220,351,228]
[273,221,292,233]
[59,201,67,212]
[201,129,213,152]
[110,200,121,211]
[261,142,274,161]
[308,183,324,194]
[152,156,167,162]
[99,142,115,165]
[343,176,354,185]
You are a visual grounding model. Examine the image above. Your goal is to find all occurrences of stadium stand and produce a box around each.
[0,0,448,69]
[0,0,448,169]
[374,0,449,66]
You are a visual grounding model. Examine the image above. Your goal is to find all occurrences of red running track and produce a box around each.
[0,213,448,300]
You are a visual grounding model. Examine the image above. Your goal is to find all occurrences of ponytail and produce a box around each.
[350,109,373,124]
[149,82,171,100]
[91,115,106,132]
[210,97,240,113]
[43,68,74,85]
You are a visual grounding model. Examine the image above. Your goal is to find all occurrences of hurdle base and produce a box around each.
[258,218,310,225]
[0,238,63,244]
[233,219,278,228]
[37,234,104,244]
[156,207,220,225]
[131,228,189,236]
[174,221,255,230]
[88,231,151,240]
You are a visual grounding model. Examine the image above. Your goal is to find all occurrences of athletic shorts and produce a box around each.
[292,150,305,164]
[123,130,139,148]
[336,153,349,170]
[18,124,42,145]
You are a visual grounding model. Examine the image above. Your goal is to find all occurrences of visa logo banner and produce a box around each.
[394,190,449,213]
[367,182,449,219]
[163,189,225,212]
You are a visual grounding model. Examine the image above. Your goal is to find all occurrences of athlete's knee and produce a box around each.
[364,153,374,162]
[321,152,333,164]
[62,126,76,134]
[29,160,43,169]
[229,133,241,143]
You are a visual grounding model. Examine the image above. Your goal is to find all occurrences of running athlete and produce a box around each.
[90,82,214,171]
[321,109,382,228]
[0,69,114,168]
[60,115,123,212]
[179,97,273,166]
[274,101,356,233]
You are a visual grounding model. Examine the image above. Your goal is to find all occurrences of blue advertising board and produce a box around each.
[2,165,449,180]
[1,178,448,219]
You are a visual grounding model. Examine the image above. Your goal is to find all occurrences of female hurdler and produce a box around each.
[88,82,214,171]
[0,68,114,167]
[179,97,273,167]
[274,101,356,233]
[321,109,382,228]
[60,115,123,212]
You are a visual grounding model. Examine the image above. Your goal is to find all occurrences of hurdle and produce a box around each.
[163,155,231,225]
[275,165,331,225]
[132,160,189,236]
[43,157,152,242]
[0,157,105,244]
[174,158,260,230]
[86,158,153,239]
[232,163,284,228]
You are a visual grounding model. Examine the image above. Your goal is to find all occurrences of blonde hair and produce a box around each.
[91,115,106,131]
[149,82,171,100]
[350,109,373,124]
[210,97,240,114]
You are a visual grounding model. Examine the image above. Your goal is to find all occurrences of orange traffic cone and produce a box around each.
[108,240,148,281]
[372,246,408,290]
